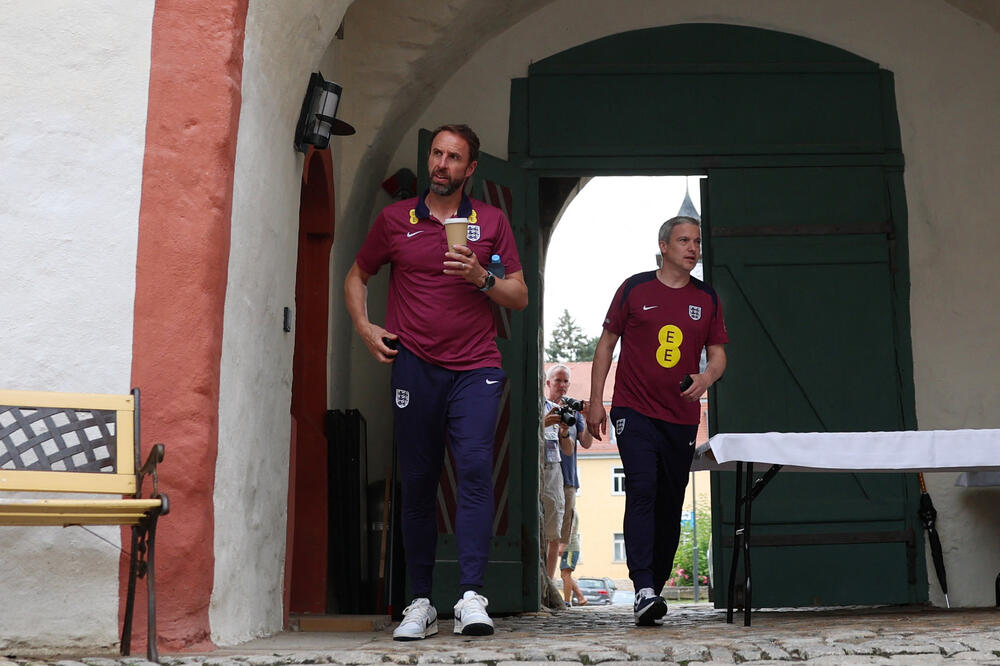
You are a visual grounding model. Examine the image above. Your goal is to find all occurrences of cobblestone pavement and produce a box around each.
[6,603,1000,665]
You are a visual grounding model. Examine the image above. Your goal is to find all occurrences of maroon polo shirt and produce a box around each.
[604,271,728,425]
[356,191,522,371]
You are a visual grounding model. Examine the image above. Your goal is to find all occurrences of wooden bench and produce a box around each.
[0,388,168,661]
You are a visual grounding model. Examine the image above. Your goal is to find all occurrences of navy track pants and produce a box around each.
[611,406,697,594]
[391,346,505,598]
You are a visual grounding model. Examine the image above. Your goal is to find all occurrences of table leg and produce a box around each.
[726,461,744,624]
[744,461,754,627]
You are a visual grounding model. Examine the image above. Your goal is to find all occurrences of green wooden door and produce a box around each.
[705,167,926,607]
[417,131,536,612]
[505,22,922,609]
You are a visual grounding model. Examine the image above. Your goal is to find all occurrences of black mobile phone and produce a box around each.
[382,337,398,351]
[679,374,693,391]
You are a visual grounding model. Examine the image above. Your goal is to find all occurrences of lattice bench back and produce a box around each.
[0,389,139,495]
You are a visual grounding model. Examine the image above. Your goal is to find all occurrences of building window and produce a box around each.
[611,466,625,495]
[613,533,626,562]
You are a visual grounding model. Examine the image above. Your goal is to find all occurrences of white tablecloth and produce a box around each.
[694,429,1000,473]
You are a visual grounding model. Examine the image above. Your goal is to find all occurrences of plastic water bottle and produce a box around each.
[488,254,505,278]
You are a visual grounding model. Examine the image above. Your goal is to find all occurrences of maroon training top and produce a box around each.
[356,191,522,371]
[603,271,728,425]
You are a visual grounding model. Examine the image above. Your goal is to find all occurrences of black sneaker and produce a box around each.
[633,587,667,626]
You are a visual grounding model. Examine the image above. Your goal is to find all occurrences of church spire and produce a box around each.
[677,178,700,220]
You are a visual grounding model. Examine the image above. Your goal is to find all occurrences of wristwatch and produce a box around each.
[478,271,496,292]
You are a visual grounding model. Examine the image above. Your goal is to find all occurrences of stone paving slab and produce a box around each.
[6,604,1000,664]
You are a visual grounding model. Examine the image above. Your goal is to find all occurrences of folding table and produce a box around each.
[698,429,1000,626]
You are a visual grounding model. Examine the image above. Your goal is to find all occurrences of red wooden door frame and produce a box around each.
[287,147,336,617]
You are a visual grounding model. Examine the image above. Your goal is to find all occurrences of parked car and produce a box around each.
[611,589,634,606]
[578,577,617,605]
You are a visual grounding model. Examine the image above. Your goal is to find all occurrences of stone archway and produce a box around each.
[508,22,922,610]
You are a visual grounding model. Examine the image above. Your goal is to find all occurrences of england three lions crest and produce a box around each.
[466,224,481,242]
[395,389,410,408]
[688,305,702,321]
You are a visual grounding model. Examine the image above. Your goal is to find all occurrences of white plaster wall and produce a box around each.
[211,0,352,646]
[0,0,153,649]
[378,0,1000,607]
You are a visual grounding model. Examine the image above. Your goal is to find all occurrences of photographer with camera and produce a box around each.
[556,378,592,558]
[542,364,591,590]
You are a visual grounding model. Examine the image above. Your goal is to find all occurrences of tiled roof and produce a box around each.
[584,433,621,455]
[542,361,615,404]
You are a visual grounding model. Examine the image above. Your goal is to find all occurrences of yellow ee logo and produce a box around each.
[656,324,683,368]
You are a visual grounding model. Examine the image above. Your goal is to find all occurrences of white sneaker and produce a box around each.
[393,598,438,641]
[452,590,495,635]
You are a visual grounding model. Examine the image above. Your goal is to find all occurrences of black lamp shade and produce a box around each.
[295,72,355,153]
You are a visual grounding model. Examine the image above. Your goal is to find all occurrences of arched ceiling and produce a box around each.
[331,0,995,241]
[946,0,1000,34]
[332,0,555,259]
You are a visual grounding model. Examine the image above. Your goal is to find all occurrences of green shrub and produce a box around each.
[667,504,712,587]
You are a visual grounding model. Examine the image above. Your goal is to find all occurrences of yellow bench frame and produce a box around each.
[0,388,168,661]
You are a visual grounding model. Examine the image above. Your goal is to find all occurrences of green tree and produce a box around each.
[545,309,599,362]
[576,336,598,362]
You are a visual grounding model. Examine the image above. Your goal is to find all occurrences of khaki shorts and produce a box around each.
[541,463,565,541]
[560,485,577,544]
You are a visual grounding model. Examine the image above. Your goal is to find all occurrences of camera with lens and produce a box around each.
[553,396,585,426]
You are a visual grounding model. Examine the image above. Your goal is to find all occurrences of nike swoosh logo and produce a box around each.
[486,379,499,385]
[642,305,658,310]
[406,230,425,238]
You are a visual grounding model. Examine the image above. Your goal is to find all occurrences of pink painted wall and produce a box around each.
[127,0,249,652]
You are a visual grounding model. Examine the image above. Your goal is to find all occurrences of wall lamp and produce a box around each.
[294,71,355,153]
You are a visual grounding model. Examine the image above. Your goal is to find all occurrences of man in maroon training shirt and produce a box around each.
[345,124,527,641]
[587,215,728,626]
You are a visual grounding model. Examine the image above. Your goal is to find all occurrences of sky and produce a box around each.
[542,176,703,350]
